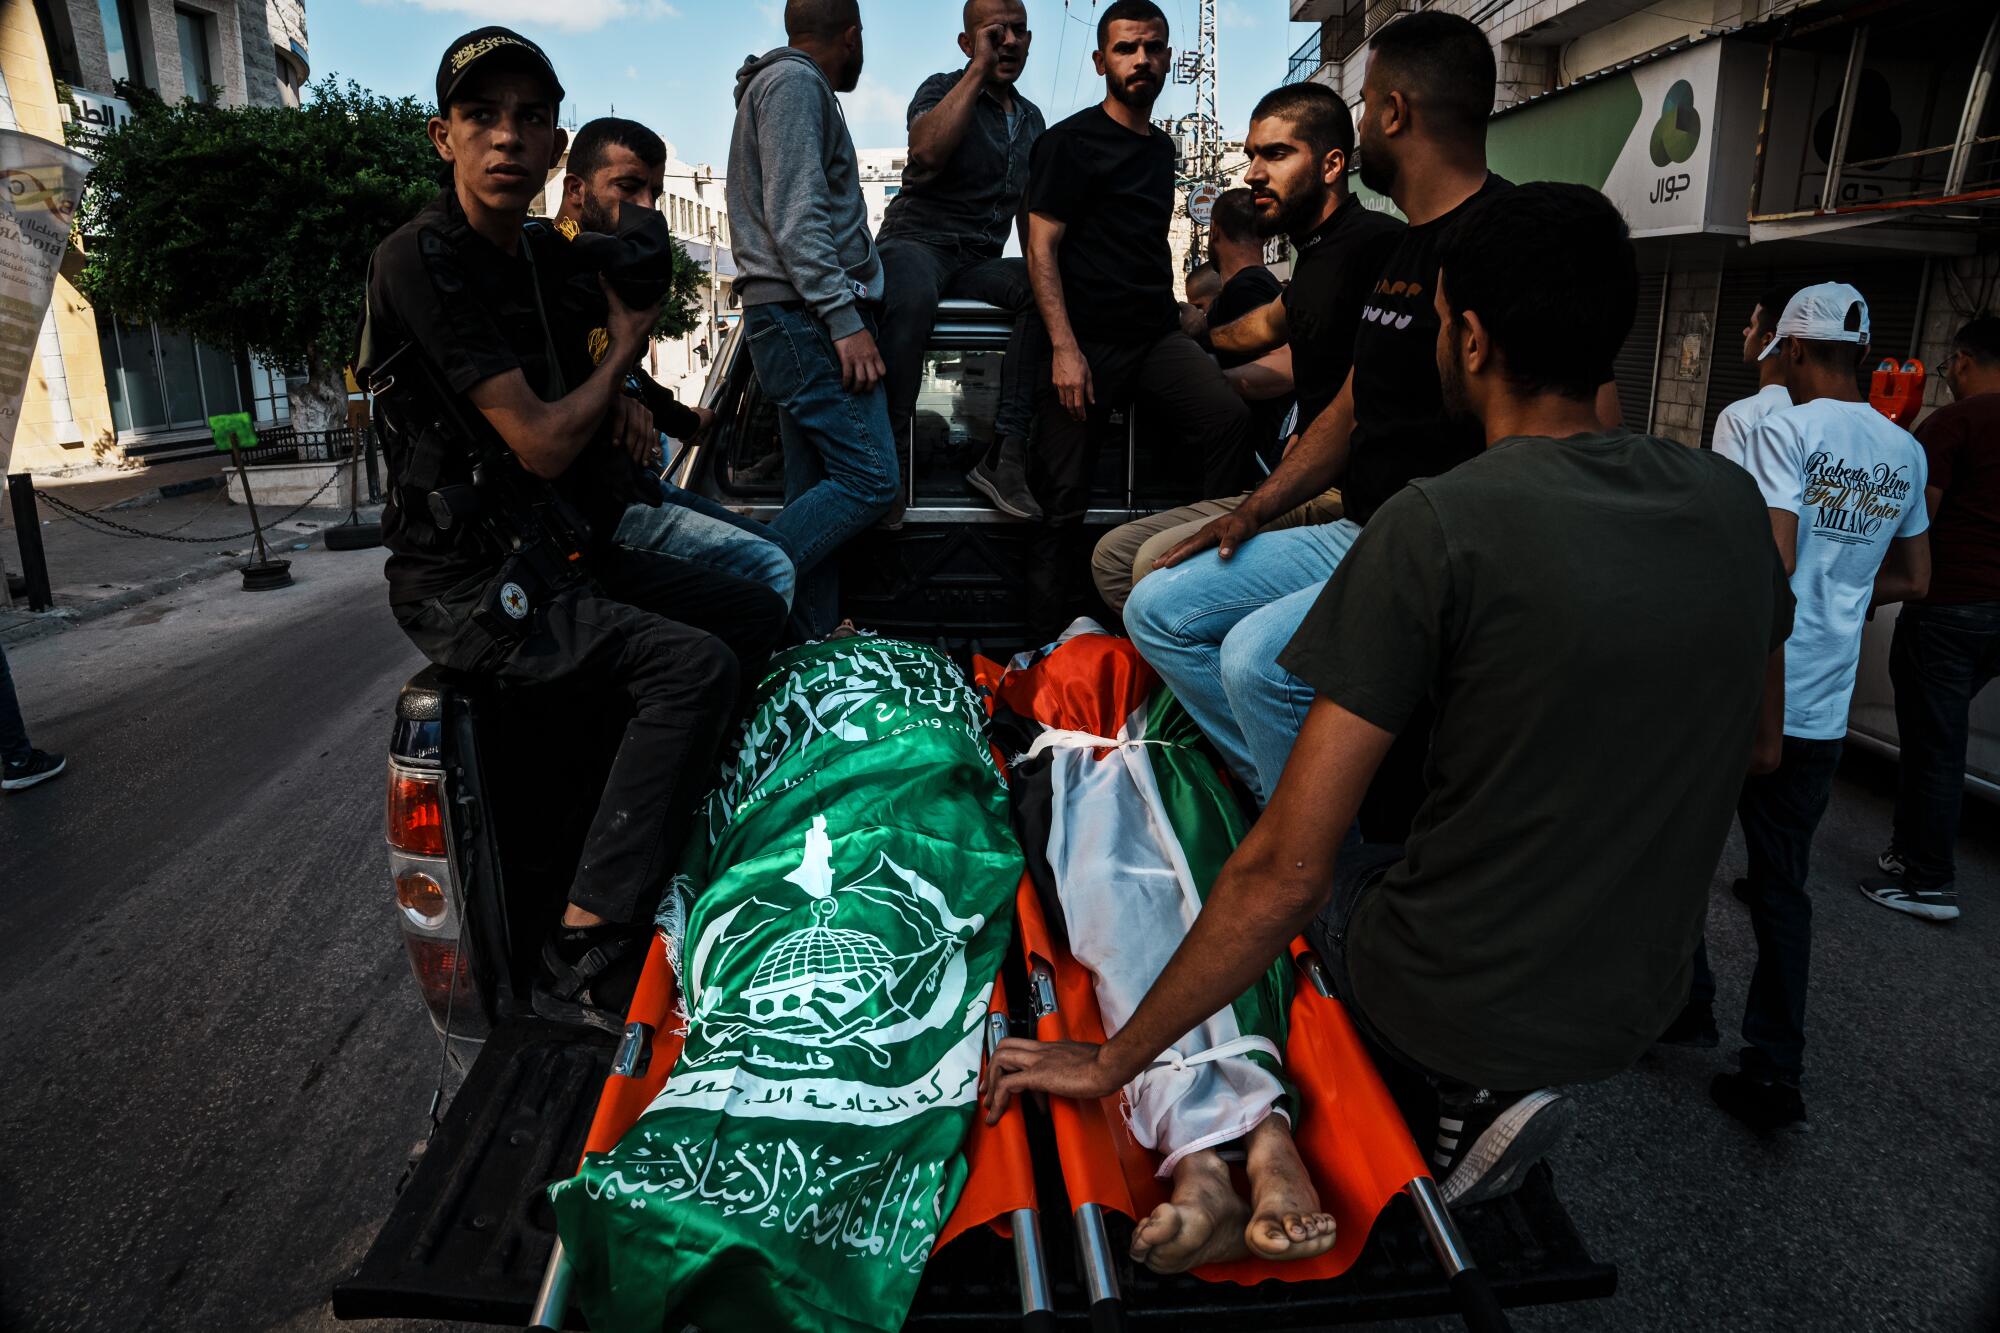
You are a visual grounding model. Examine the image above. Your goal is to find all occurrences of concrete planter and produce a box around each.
[223,459,353,512]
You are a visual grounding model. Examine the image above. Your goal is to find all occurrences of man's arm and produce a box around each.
[1224,345,1293,401]
[1749,648,1785,775]
[1767,509,1799,576]
[983,699,1395,1116]
[1871,533,1931,607]
[466,281,658,479]
[907,39,1003,178]
[1209,297,1289,359]
[1154,367,1355,566]
[1027,210,1092,421]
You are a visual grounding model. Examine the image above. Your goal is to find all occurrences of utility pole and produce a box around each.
[1170,0,1221,265]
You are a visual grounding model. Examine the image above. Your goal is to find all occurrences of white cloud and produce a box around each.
[838,76,905,131]
[394,0,677,33]
[1220,1,1259,27]
[625,65,639,80]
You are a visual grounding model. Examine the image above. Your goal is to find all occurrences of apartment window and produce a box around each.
[176,9,215,104]
[96,0,145,87]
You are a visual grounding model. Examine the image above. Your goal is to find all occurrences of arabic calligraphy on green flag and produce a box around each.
[551,637,1023,1333]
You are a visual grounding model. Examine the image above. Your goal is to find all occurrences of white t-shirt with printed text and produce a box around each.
[1737,398,1930,739]
[1711,383,1792,466]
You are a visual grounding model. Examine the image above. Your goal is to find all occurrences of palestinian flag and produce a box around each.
[550,637,1023,1333]
[987,622,1294,1175]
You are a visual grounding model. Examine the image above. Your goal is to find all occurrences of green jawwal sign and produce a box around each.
[1358,39,1735,239]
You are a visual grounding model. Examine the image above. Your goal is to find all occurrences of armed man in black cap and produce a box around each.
[357,28,786,1031]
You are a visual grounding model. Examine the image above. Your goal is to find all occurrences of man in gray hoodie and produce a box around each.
[728,0,896,638]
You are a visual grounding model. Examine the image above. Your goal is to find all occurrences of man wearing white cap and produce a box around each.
[1695,282,1932,1134]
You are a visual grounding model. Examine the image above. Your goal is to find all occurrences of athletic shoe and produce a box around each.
[1877,845,1906,878]
[1858,876,1960,922]
[1433,1087,1576,1206]
[1710,1068,1808,1136]
[1657,997,1720,1048]
[966,436,1043,521]
[1,749,66,792]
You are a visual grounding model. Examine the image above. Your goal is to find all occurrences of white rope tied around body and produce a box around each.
[1145,1034,1283,1074]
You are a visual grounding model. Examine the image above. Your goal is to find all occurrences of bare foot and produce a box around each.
[1242,1114,1337,1262]
[1129,1151,1250,1274]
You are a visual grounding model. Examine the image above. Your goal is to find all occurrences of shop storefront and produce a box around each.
[94,315,294,453]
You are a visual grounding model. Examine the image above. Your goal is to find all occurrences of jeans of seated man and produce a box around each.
[614,482,797,612]
[877,238,1041,461]
[1091,488,1347,617]
[1124,520,1360,803]
[743,302,900,640]
[1888,601,2000,891]
[1688,734,1844,1085]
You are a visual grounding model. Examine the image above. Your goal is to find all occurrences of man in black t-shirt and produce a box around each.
[987,182,1791,1214]
[1022,1,1252,630]
[359,30,783,1033]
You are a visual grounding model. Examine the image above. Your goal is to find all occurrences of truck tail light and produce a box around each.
[386,760,488,1041]
[387,767,447,856]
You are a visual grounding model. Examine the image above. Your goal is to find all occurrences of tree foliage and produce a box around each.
[75,79,442,376]
[653,242,708,343]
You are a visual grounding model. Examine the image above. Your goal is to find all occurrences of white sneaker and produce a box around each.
[1859,876,1959,922]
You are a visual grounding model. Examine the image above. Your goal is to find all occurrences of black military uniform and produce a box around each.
[358,30,784,1021]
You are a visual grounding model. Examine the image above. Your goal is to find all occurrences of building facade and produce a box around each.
[1286,0,1999,442]
[3,0,308,473]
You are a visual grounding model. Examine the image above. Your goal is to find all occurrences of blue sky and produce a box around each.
[314,0,1302,167]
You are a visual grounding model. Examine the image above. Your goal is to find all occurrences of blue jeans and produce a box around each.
[743,302,900,639]
[614,484,797,612]
[1124,520,1362,803]
[1889,601,2000,890]
[0,642,30,765]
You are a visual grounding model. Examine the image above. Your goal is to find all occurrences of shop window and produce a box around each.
[249,358,291,424]
[96,315,248,435]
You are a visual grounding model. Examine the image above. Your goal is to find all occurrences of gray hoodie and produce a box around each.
[728,48,884,341]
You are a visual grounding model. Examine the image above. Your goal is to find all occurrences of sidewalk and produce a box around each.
[2,459,378,645]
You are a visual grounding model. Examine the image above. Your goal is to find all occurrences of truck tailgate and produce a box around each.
[332,1018,614,1326]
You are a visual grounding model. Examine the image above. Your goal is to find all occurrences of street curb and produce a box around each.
[0,553,243,647]
[106,474,226,511]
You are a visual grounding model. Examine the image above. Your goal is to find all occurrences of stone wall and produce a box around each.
[1649,267,1721,446]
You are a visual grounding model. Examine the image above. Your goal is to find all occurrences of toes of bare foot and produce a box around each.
[1131,1203,1181,1263]
[1245,1209,1337,1261]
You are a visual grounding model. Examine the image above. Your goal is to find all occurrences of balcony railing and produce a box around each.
[1286,31,1322,85]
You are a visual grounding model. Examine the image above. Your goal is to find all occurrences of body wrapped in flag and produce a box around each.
[550,637,1023,1333]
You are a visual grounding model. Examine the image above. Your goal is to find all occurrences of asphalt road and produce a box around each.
[1,549,1995,1331]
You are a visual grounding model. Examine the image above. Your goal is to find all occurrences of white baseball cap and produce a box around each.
[1759,282,1870,361]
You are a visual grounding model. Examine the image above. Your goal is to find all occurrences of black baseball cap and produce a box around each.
[435,27,565,112]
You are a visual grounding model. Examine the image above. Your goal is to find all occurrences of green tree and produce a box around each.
[652,235,708,342]
[75,79,442,431]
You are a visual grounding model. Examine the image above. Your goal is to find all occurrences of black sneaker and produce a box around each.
[1876,845,1906,878]
[966,436,1043,521]
[1657,997,1719,1048]
[1,749,66,793]
[1859,875,1960,922]
[1433,1087,1575,1206]
[1710,1068,1808,1136]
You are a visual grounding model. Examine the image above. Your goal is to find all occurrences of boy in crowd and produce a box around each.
[876,0,1046,520]
[1023,0,1252,628]
[1862,315,2000,923]
[1711,284,1801,463]
[728,0,896,637]
[361,29,785,1029]
[545,116,795,611]
[1690,284,1931,1133]
[988,183,1791,1209]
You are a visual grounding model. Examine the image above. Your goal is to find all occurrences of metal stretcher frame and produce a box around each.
[527,886,1057,1332]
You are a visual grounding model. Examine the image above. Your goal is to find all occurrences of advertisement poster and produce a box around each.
[0,128,92,483]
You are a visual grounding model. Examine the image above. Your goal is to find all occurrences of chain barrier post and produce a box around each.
[211,413,292,591]
[6,474,54,611]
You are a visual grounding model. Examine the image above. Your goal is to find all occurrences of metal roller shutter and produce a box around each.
[1701,258,1923,446]
[1616,272,1666,432]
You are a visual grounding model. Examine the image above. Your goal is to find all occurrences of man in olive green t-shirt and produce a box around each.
[981,183,1791,1210]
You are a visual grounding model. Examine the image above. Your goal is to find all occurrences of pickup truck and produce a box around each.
[332,302,1618,1329]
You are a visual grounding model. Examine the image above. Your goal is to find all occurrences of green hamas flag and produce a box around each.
[551,637,1023,1333]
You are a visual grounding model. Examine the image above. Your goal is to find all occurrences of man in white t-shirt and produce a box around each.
[1709,283,1798,465]
[1685,284,1931,1135]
